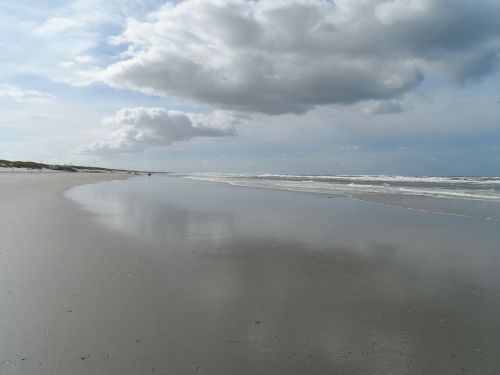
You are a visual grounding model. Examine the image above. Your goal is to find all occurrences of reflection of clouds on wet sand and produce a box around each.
[66,176,500,374]
[67,178,237,250]
[191,238,500,374]
[71,176,500,286]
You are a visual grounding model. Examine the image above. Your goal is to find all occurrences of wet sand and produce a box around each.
[2,174,500,374]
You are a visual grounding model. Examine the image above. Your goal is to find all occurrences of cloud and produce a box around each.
[83,107,236,154]
[338,145,360,151]
[361,100,404,115]
[60,55,96,69]
[95,0,500,116]
[0,84,53,103]
[33,17,82,37]
[0,0,165,85]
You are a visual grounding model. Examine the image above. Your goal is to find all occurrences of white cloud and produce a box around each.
[60,55,96,70]
[33,17,82,37]
[95,0,500,115]
[83,107,236,154]
[0,84,53,103]
[0,0,165,84]
[74,55,94,64]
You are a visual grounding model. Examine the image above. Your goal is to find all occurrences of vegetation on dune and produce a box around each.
[0,159,144,173]
[0,159,50,170]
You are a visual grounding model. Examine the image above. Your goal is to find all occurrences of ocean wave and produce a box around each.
[174,173,500,202]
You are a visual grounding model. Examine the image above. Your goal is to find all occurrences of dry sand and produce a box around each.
[1,172,499,374]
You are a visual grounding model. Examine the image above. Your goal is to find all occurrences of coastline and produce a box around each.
[2,173,500,374]
[0,172,147,375]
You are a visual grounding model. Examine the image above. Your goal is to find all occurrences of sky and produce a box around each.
[1,0,500,175]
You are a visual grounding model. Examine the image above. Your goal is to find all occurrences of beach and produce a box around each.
[2,173,500,374]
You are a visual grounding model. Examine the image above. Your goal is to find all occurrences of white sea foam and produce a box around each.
[174,173,500,202]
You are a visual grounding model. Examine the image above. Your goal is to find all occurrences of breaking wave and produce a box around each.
[168,173,500,219]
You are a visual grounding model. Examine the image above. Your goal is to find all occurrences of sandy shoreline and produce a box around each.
[2,173,500,374]
[0,172,148,374]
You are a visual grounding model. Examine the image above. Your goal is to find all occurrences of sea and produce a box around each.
[173,173,500,220]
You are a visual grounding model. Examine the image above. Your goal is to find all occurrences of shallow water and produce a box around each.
[66,175,500,374]
[177,173,500,219]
